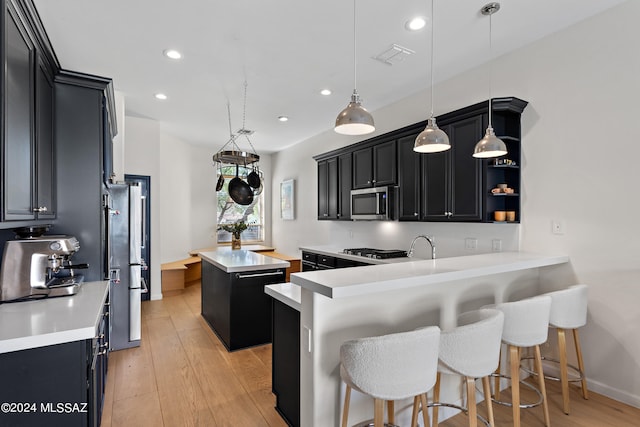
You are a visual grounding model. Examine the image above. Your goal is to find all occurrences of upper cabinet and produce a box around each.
[352,140,396,189]
[314,97,527,223]
[422,115,484,221]
[1,0,58,224]
[317,152,352,220]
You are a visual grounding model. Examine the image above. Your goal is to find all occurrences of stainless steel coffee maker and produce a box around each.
[0,235,87,302]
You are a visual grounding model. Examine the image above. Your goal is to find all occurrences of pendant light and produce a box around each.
[334,0,375,135]
[414,0,450,153]
[473,2,507,158]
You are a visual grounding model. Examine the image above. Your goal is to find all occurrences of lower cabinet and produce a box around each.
[201,260,285,351]
[271,299,300,427]
[0,302,109,427]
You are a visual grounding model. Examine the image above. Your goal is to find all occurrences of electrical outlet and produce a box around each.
[465,238,478,250]
[492,239,502,252]
[552,220,565,235]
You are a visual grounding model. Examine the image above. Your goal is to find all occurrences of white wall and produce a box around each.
[272,0,640,407]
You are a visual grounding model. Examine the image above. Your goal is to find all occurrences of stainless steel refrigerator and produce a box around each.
[107,183,146,350]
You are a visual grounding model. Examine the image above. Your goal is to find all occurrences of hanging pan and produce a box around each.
[228,165,254,205]
[215,164,225,191]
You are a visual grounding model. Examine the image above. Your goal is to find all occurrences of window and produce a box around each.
[216,165,264,243]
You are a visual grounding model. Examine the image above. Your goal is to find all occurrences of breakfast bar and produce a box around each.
[285,251,569,426]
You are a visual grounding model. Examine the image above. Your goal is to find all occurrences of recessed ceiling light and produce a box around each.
[278,116,289,122]
[163,49,182,59]
[320,89,332,96]
[154,93,168,100]
[406,16,427,31]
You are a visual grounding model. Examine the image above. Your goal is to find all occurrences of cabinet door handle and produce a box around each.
[235,271,283,279]
[33,207,48,212]
[414,213,418,216]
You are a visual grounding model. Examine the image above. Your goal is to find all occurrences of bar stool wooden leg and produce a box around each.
[466,377,478,427]
[433,372,441,427]
[341,385,351,427]
[494,349,502,401]
[534,344,551,427]
[482,376,495,427]
[509,345,521,427]
[420,393,431,427]
[573,328,589,400]
[374,398,384,427]
[387,400,395,424]
[558,328,571,414]
[411,395,420,427]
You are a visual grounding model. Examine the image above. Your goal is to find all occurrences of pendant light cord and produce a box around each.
[353,0,357,92]
[430,0,435,118]
[488,8,493,129]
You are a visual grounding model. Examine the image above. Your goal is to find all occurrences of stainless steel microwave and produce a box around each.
[350,186,394,220]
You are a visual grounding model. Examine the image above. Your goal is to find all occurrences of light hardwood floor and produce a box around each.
[101,283,640,427]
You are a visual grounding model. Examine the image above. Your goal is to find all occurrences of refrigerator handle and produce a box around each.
[141,195,147,250]
[103,193,111,280]
[141,277,149,294]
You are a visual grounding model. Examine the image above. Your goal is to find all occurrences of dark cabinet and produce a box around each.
[3,1,35,221]
[422,115,484,221]
[2,0,57,223]
[201,259,285,351]
[35,58,56,219]
[271,299,300,427]
[317,153,352,220]
[352,140,396,189]
[301,251,369,270]
[397,134,422,221]
[0,298,109,427]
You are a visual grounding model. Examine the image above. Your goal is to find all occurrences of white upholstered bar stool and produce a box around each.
[493,296,552,427]
[540,284,589,414]
[430,308,505,427]
[340,326,440,427]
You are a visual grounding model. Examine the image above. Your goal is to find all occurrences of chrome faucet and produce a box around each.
[408,235,436,259]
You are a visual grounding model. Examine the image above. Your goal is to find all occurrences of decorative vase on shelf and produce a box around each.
[231,234,241,250]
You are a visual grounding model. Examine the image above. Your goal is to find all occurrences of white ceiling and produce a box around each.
[33,0,625,154]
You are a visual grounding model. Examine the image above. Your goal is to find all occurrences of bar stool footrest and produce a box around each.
[426,402,491,427]
[489,373,544,408]
[520,355,585,383]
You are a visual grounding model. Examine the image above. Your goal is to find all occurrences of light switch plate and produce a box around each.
[552,220,565,235]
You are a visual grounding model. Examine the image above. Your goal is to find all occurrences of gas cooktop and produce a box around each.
[342,248,408,259]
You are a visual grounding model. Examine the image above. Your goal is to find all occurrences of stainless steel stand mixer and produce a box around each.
[0,231,87,303]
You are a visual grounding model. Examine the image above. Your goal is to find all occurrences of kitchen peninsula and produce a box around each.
[199,249,289,351]
[280,251,569,426]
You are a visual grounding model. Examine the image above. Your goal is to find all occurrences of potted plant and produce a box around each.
[217,221,248,249]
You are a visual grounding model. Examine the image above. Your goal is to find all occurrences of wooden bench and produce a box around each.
[160,256,202,296]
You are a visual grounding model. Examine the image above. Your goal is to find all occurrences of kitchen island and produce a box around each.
[199,249,289,351]
[285,251,569,426]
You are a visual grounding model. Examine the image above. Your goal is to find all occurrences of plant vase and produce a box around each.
[231,234,241,250]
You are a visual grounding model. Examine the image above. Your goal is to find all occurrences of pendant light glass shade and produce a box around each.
[473,125,507,158]
[334,0,374,136]
[335,90,375,135]
[414,117,450,153]
[473,2,505,159]
[414,0,449,153]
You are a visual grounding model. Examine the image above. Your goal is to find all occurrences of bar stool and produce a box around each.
[430,308,505,427]
[540,284,589,414]
[494,296,552,427]
[340,326,440,427]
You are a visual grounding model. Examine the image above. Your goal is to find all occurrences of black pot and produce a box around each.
[228,165,254,205]
[247,169,261,188]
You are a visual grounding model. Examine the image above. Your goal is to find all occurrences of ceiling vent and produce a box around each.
[373,44,415,66]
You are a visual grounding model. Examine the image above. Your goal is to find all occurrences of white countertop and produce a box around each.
[200,249,290,273]
[265,283,301,311]
[299,245,425,264]
[291,251,569,299]
[0,281,109,354]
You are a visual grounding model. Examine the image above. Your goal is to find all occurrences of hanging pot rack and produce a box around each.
[212,82,260,167]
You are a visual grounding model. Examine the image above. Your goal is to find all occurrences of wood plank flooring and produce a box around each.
[101,283,640,427]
